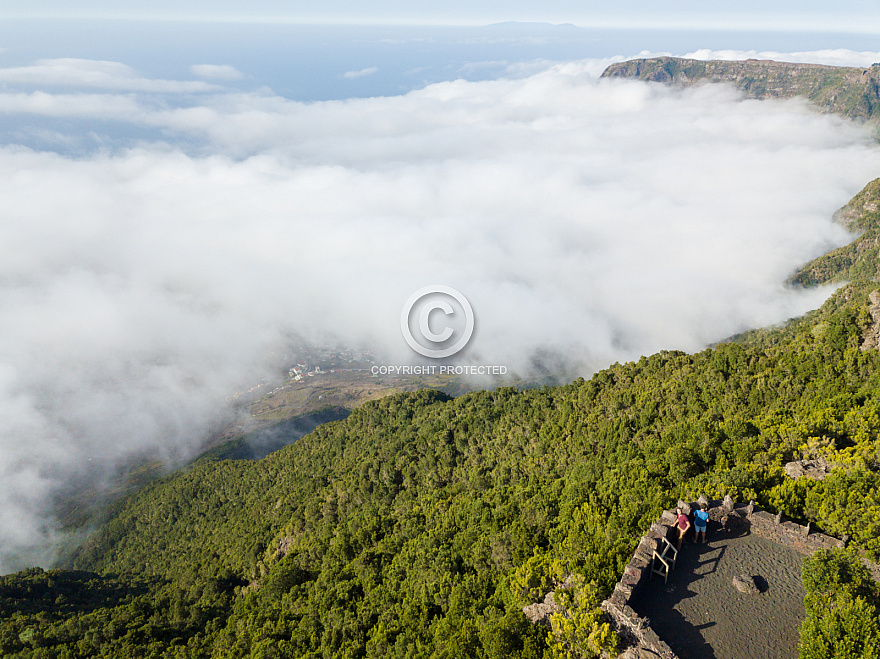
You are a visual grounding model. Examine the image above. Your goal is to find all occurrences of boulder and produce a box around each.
[722,495,735,513]
[784,458,830,480]
[523,591,560,626]
[733,574,760,594]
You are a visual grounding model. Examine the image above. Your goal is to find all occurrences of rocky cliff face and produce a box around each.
[601,57,880,121]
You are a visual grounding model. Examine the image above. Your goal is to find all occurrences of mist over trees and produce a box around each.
[2,211,880,655]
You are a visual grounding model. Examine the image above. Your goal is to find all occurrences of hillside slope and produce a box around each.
[792,178,880,286]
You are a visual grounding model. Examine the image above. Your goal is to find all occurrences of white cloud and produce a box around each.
[0,58,221,92]
[190,64,244,80]
[343,66,379,79]
[0,91,142,117]
[1,57,880,571]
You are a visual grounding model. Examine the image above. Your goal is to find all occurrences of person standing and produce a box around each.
[694,503,710,544]
[675,507,691,549]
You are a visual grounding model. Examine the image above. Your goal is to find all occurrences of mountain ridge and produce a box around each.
[601,56,880,122]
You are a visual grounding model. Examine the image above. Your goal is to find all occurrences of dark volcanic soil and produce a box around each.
[628,531,806,659]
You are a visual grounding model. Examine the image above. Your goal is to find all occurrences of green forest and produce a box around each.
[799,549,880,658]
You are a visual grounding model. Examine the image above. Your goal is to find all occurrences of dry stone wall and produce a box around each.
[600,507,681,659]
[600,498,877,659]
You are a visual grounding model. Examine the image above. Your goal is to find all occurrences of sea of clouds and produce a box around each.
[2,49,880,571]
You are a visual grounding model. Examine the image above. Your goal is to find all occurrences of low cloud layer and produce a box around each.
[1,54,880,572]
[0,58,221,92]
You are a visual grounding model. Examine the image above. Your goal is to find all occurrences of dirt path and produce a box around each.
[628,531,806,659]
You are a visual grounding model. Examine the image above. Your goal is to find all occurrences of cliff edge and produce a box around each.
[602,57,880,121]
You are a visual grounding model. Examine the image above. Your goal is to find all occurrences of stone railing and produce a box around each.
[600,494,875,659]
[601,506,684,659]
[747,507,844,554]
[746,506,880,582]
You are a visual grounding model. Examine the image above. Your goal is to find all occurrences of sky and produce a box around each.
[2,9,880,572]
[2,0,880,32]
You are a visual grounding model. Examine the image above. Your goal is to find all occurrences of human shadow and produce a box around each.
[692,542,726,576]
[628,514,763,659]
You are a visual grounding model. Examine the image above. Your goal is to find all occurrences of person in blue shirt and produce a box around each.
[694,503,710,544]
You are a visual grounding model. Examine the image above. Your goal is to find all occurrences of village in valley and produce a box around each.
[227,345,378,402]
[213,343,517,454]
[285,343,377,383]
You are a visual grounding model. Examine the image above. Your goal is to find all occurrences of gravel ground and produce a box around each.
[628,529,806,659]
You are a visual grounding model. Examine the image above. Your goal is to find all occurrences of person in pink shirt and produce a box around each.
[675,507,691,549]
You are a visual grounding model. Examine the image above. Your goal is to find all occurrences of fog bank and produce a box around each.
[1,56,879,571]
